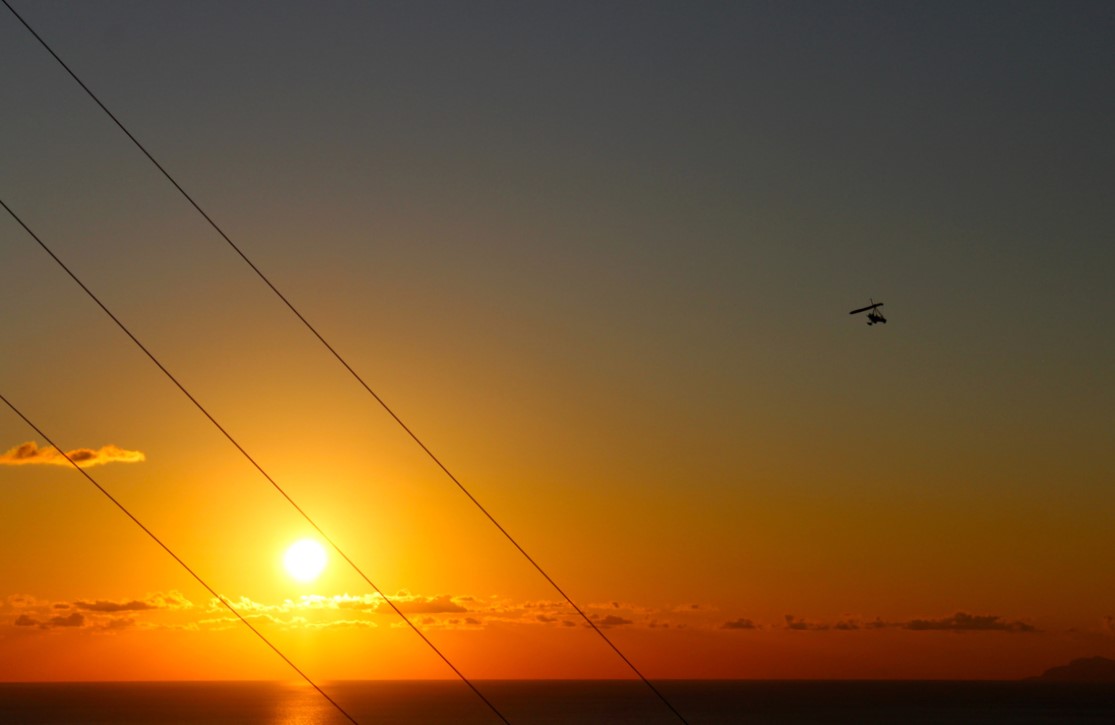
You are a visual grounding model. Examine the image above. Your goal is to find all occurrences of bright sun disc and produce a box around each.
[283,539,328,582]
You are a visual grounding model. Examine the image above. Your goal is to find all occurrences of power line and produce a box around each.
[0,392,360,725]
[1,3,689,721]
[0,196,511,725]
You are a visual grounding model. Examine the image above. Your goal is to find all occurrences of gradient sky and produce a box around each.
[1,0,1113,686]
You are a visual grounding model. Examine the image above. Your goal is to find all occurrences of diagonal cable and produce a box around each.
[1,3,688,721]
[0,196,511,725]
[0,392,360,725]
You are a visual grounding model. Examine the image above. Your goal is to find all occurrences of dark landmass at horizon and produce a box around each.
[1028,657,1115,683]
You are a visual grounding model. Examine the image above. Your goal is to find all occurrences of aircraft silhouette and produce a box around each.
[849,299,886,325]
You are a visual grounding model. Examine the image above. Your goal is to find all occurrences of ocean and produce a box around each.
[2,680,1115,724]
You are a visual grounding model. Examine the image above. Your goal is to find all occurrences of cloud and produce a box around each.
[74,592,192,613]
[784,615,829,631]
[24,588,1044,640]
[522,600,567,611]
[0,441,145,468]
[146,591,192,610]
[212,596,282,614]
[5,587,1047,641]
[208,593,385,617]
[390,594,468,614]
[7,594,43,609]
[834,616,888,631]
[332,595,381,610]
[905,612,1035,633]
[75,599,157,613]
[480,597,737,631]
[6,591,196,632]
[302,619,378,630]
[15,612,86,629]
[198,593,474,631]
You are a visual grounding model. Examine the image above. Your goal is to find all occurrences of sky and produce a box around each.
[1,0,1114,687]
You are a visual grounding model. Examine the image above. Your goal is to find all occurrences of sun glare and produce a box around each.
[283,539,328,583]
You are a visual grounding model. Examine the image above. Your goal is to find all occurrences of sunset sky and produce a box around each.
[1,1,1113,686]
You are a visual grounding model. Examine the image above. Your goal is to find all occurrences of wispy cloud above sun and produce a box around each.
[0,441,145,468]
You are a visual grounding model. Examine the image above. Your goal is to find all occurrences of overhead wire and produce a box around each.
[0,197,511,725]
[0,392,361,725]
[1,3,689,722]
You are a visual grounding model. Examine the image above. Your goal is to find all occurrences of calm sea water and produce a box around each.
[2,680,1115,724]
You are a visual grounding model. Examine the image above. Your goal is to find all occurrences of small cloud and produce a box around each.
[670,602,709,613]
[721,617,757,630]
[15,612,86,629]
[0,441,145,468]
[74,599,157,613]
[833,614,888,631]
[146,591,192,610]
[302,619,377,630]
[212,596,273,614]
[327,594,382,611]
[6,591,198,634]
[391,594,468,614]
[596,615,633,628]
[50,612,86,628]
[905,612,1035,633]
[62,592,192,615]
[784,615,828,631]
[7,594,42,609]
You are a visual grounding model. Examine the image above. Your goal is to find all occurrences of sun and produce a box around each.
[283,539,328,583]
